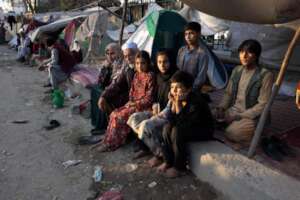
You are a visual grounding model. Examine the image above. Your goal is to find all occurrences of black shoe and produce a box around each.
[90,129,105,135]
[270,136,296,158]
[44,120,60,131]
[44,89,53,94]
[78,135,103,145]
[43,83,52,88]
[261,138,283,161]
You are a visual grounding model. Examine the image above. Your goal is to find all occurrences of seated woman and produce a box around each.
[95,50,156,152]
[89,43,122,135]
[159,71,214,178]
[127,50,177,158]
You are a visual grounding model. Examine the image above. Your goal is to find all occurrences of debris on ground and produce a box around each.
[93,165,103,182]
[148,181,157,188]
[97,190,123,200]
[124,163,138,173]
[44,119,60,131]
[11,120,29,124]
[62,160,82,169]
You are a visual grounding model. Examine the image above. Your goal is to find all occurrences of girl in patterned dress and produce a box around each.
[96,50,155,152]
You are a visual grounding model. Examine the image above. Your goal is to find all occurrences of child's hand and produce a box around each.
[128,101,136,107]
[152,103,160,116]
[168,92,175,102]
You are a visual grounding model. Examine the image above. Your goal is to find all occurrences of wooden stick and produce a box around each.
[119,0,128,46]
[248,27,300,157]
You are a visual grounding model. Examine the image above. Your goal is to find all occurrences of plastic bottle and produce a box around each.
[93,165,103,182]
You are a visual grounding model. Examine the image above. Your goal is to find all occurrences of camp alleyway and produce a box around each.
[0,45,223,200]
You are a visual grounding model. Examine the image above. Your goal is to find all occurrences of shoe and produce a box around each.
[90,129,105,135]
[43,83,52,88]
[261,138,283,161]
[44,120,60,131]
[78,135,103,145]
[44,89,53,94]
[270,136,296,158]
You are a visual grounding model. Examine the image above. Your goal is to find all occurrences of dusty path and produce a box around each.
[0,45,223,200]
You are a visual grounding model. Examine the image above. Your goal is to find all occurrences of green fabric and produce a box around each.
[150,10,187,60]
[146,11,159,37]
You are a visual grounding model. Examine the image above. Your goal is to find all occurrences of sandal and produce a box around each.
[44,120,60,131]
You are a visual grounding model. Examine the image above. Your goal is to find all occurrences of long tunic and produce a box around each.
[103,71,155,150]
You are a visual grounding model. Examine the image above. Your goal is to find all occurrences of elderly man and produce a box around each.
[215,39,273,148]
[79,42,138,145]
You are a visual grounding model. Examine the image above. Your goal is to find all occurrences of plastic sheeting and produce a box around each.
[179,6,300,71]
[73,11,109,64]
[29,15,87,42]
[181,0,300,24]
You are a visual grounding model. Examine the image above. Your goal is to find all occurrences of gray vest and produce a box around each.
[230,65,269,109]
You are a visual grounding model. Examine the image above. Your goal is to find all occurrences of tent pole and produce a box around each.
[247,27,300,158]
[119,0,128,46]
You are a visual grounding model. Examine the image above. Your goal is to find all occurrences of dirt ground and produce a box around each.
[0,45,223,200]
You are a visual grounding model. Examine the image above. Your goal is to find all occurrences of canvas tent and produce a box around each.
[106,3,162,42]
[72,11,111,64]
[60,18,84,47]
[29,15,88,42]
[123,9,228,89]
[123,10,187,60]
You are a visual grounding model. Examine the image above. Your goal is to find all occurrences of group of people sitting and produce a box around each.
[9,19,274,178]
[72,21,274,178]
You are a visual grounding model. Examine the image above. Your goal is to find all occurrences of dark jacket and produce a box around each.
[53,43,76,74]
[156,68,177,109]
[101,64,135,108]
[170,91,214,140]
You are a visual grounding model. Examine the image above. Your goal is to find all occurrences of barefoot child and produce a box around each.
[158,71,214,178]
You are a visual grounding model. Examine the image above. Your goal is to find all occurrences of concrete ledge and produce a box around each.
[188,141,300,200]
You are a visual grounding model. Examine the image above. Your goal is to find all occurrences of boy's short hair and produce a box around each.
[184,22,201,33]
[171,71,194,89]
[238,39,262,64]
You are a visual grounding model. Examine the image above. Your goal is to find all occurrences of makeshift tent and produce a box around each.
[60,19,84,47]
[181,0,300,24]
[123,10,186,59]
[72,11,122,64]
[72,11,108,64]
[123,9,228,89]
[179,6,300,73]
[29,15,87,42]
[106,3,162,42]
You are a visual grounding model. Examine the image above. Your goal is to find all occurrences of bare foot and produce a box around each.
[224,138,244,151]
[156,162,169,173]
[89,140,104,150]
[147,156,162,168]
[132,150,150,160]
[164,167,180,178]
[96,143,110,152]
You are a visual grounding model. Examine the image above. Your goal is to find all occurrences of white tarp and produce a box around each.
[73,11,109,64]
[106,3,162,42]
